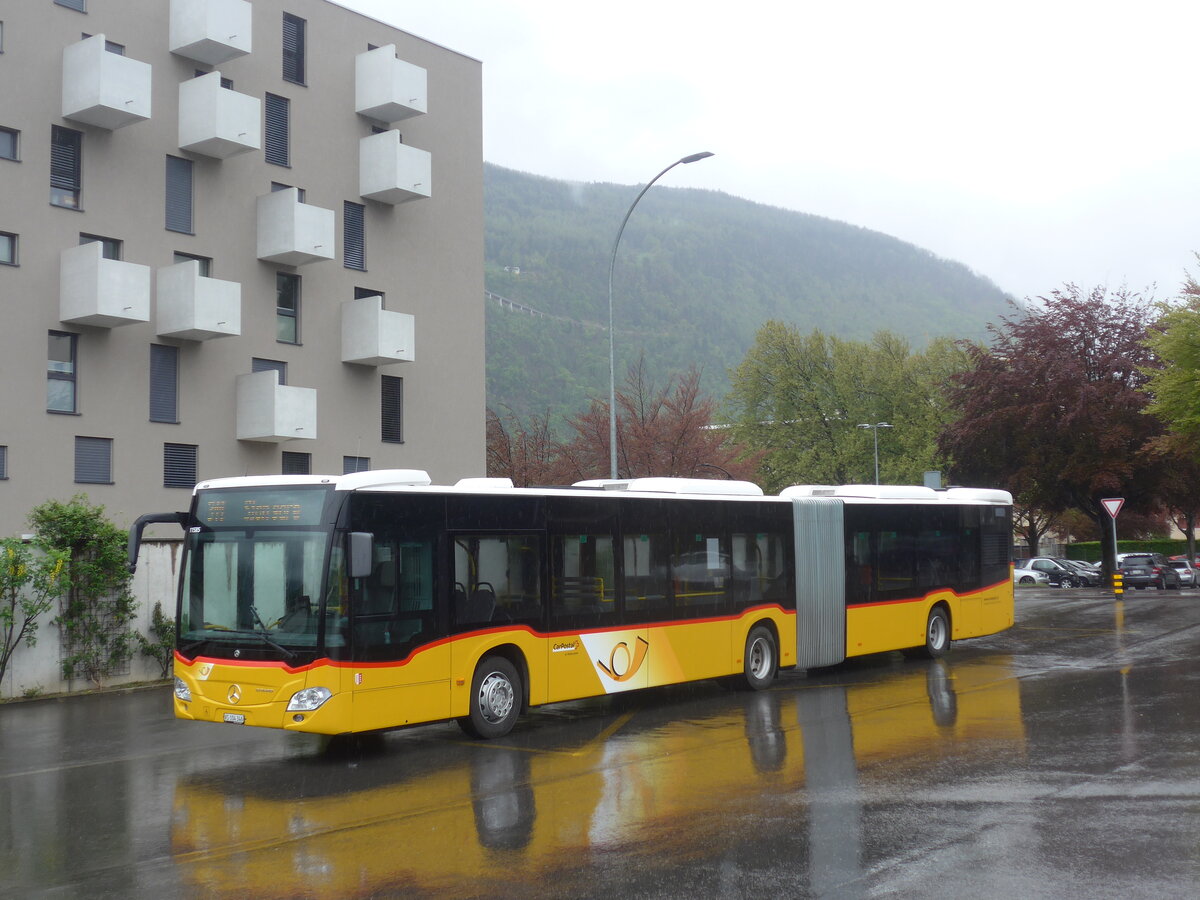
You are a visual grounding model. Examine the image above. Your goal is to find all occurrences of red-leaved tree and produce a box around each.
[938,284,1164,575]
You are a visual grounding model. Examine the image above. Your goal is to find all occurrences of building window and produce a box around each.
[165,156,193,234]
[344,201,365,270]
[47,331,77,413]
[281,451,310,475]
[173,251,211,276]
[75,437,112,485]
[50,126,82,209]
[0,446,7,480]
[55,0,86,11]
[0,127,17,160]
[0,232,16,266]
[282,13,306,84]
[354,286,383,300]
[150,344,179,423]
[381,375,403,443]
[276,273,299,343]
[252,357,287,384]
[79,233,121,259]
[343,456,370,474]
[264,94,290,166]
[163,443,198,488]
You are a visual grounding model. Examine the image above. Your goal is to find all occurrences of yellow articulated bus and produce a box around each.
[127,472,1014,739]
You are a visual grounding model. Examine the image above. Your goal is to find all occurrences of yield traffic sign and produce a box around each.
[1102,498,1125,519]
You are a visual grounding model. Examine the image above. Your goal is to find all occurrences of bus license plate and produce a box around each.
[222,712,246,725]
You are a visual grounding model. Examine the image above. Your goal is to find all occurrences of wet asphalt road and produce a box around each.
[1,586,1198,899]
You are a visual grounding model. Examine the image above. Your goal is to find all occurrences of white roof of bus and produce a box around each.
[194,471,1011,505]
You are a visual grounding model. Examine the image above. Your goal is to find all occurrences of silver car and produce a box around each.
[1014,563,1051,585]
[1167,559,1196,587]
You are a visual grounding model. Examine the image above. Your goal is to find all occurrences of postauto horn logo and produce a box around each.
[595,636,649,683]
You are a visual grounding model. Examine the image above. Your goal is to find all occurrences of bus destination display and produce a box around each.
[196,489,327,527]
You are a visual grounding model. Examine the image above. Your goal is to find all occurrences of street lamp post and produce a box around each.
[607,151,714,479]
[857,422,893,484]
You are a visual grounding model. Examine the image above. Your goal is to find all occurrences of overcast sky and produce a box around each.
[340,0,1200,302]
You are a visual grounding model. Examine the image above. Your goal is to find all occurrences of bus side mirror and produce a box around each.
[349,532,374,579]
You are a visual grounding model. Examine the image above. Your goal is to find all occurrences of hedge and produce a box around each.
[1065,540,1191,562]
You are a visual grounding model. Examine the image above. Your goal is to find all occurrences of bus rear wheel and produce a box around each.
[740,626,777,691]
[459,656,522,740]
[918,606,951,659]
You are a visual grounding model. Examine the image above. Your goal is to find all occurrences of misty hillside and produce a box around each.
[483,163,1012,422]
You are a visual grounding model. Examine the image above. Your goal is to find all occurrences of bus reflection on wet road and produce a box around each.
[2,588,1198,898]
[159,656,1023,899]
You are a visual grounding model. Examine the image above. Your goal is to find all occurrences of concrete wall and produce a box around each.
[1,541,181,701]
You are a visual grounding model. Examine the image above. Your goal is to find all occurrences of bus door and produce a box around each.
[344,512,450,732]
[547,529,634,701]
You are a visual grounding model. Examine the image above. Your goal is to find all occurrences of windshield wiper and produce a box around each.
[249,605,296,660]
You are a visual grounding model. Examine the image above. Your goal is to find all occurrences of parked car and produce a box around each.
[1013,562,1051,586]
[1020,556,1088,587]
[1167,559,1197,587]
[1117,552,1182,590]
[1059,558,1103,587]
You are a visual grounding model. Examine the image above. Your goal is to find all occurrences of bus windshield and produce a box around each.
[178,486,337,661]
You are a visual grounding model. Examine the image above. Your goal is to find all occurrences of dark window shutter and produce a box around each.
[381,375,403,443]
[150,345,179,423]
[344,202,365,270]
[282,451,311,475]
[75,437,112,484]
[265,94,290,166]
[163,443,198,488]
[55,0,87,12]
[282,14,306,84]
[165,156,193,234]
[0,445,7,479]
[343,456,370,474]
[252,357,287,384]
[50,127,82,191]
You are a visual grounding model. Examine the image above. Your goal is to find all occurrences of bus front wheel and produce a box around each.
[459,656,522,740]
[740,626,777,691]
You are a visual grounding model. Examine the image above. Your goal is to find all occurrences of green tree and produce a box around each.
[725,323,965,492]
[136,601,176,680]
[0,539,69,689]
[29,495,138,687]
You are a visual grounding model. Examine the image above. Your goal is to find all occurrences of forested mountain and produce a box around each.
[484,163,1012,423]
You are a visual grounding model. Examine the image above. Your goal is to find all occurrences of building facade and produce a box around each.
[0,0,485,536]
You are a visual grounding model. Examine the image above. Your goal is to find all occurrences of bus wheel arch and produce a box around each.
[459,647,527,740]
[740,622,779,691]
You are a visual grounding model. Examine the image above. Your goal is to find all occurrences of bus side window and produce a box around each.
[453,534,542,629]
[550,533,617,630]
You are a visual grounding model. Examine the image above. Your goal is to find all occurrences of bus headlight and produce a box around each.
[287,687,332,711]
[174,677,192,702]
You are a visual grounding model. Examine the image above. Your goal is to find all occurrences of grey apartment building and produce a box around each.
[0,0,485,536]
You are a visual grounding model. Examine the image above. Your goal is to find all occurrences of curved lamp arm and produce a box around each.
[607,151,714,479]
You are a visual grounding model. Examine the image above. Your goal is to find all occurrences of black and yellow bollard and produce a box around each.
[1113,571,1124,598]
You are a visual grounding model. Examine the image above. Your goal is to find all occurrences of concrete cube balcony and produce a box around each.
[236,371,316,443]
[356,45,427,123]
[156,260,241,340]
[359,131,431,205]
[256,188,335,266]
[62,35,152,130]
[179,72,261,158]
[169,0,252,65]
[60,241,150,328]
[342,295,415,366]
